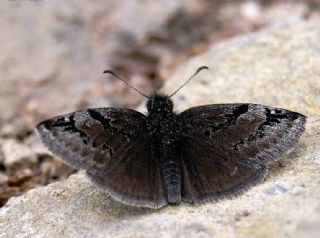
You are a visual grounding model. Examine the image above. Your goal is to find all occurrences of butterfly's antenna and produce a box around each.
[103,70,150,99]
[169,66,209,98]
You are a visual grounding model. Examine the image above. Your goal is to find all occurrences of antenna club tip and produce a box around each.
[103,69,116,75]
[197,66,209,72]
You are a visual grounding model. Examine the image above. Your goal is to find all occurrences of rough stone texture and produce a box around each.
[1,17,320,238]
[166,17,320,118]
[0,0,181,138]
[1,139,37,171]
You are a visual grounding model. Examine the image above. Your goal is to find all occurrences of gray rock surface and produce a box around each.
[1,17,320,238]
[1,139,37,171]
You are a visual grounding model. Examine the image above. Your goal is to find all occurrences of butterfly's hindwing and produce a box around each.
[180,136,268,203]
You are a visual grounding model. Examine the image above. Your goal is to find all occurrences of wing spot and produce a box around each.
[102,144,114,157]
[204,130,210,137]
[230,166,238,176]
[233,139,244,151]
[226,104,249,124]
[209,104,249,134]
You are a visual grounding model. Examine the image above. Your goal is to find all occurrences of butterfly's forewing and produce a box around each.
[178,103,306,203]
[37,108,167,209]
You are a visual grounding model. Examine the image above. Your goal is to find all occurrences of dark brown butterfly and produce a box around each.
[36,66,306,209]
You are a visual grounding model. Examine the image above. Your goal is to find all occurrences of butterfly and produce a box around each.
[36,66,306,209]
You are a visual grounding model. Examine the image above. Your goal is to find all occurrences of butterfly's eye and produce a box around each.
[167,99,173,111]
[146,99,154,112]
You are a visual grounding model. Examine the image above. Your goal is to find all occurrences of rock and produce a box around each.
[1,17,320,238]
[0,173,8,185]
[265,184,288,196]
[1,139,37,172]
[165,18,320,118]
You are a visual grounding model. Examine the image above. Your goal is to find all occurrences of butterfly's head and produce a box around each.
[147,93,173,114]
